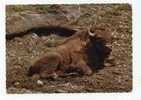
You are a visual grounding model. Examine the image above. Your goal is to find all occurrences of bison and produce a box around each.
[28,26,111,78]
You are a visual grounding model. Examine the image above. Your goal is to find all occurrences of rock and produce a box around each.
[6,11,68,35]
[37,80,44,86]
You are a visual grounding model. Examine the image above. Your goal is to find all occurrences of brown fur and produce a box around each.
[28,28,111,78]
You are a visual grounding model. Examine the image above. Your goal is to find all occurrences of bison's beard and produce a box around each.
[86,36,112,71]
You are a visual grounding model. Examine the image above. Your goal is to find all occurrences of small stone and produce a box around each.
[14,82,20,86]
[104,63,112,67]
[108,56,114,60]
[55,89,67,93]
[37,80,44,86]
[31,74,40,81]
[106,56,115,64]
[14,65,21,69]
[32,33,39,39]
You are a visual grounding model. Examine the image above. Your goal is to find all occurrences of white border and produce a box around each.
[0,0,6,95]
[1,0,141,100]
[133,0,141,97]
[5,0,131,4]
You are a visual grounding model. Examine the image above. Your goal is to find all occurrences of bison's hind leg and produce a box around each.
[28,52,62,78]
[66,63,93,76]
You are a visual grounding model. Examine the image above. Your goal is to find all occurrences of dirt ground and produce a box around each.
[6,4,132,93]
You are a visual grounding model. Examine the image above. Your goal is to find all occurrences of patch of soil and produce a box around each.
[6,4,132,93]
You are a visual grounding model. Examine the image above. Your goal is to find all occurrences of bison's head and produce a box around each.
[84,25,112,70]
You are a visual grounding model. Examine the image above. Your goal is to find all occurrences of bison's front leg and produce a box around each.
[76,60,93,75]
[67,61,93,76]
[80,65,93,75]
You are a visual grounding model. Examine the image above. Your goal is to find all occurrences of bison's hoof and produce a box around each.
[52,72,58,79]
[40,72,58,79]
[85,69,93,76]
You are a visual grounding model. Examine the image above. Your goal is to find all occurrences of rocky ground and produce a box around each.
[6,4,132,93]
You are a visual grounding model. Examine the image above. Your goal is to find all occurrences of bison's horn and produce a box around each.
[88,26,96,37]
